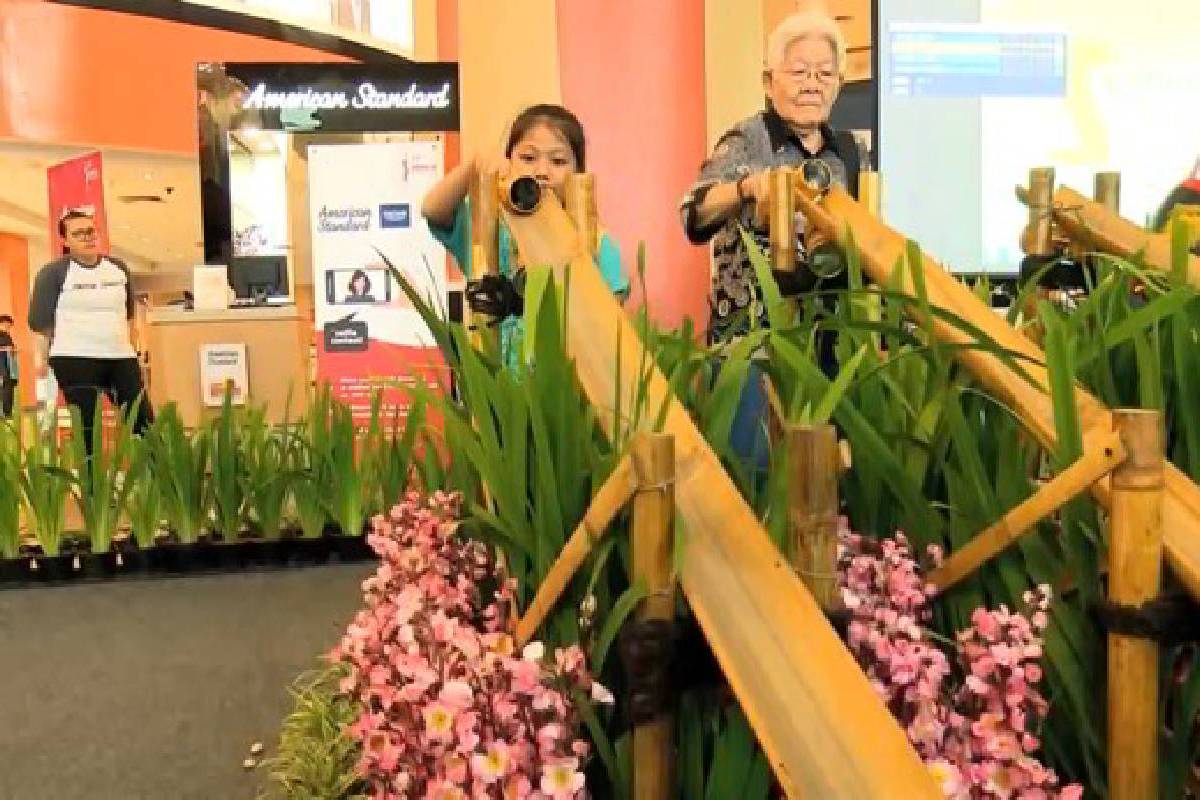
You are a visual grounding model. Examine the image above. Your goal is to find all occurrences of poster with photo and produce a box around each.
[307,140,445,422]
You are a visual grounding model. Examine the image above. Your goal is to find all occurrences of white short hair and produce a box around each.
[766,11,847,75]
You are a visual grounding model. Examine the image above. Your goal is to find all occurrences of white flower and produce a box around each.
[522,641,545,662]
[590,681,615,705]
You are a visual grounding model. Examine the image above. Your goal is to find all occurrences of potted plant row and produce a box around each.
[0,387,424,587]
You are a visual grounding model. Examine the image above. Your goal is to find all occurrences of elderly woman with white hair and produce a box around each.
[680,9,863,472]
[680,9,863,343]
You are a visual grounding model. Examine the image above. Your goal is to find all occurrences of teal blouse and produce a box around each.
[429,199,629,367]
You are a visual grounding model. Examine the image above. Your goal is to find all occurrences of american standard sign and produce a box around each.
[216,62,460,132]
[243,81,453,112]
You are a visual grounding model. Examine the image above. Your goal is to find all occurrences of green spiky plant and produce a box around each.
[305,385,371,538]
[18,421,74,558]
[60,400,141,555]
[257,663,366,800]
[123,433,164,549]
[0,416,22,559]
[208,390,247,540]
[243,412,300,541]
[148,405,211,544]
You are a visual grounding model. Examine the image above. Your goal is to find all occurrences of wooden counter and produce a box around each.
[145,305,309,426]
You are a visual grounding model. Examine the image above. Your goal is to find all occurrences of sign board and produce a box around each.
[46,151,110,257]
[200,343,248,407]
[223,62,459,132]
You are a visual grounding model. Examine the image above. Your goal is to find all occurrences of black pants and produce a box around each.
[0,378,14,418]
[49,357,153,455]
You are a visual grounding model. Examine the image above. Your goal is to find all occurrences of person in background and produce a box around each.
[0,314,17,418]
[28,209,153,456]
[679,7,863,470]
[421,104,629,368]
[1153,156,1200,255]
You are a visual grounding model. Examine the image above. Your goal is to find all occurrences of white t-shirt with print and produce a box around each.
[49,258,136,359]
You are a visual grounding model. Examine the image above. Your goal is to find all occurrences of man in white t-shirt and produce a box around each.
[28,209,152,454]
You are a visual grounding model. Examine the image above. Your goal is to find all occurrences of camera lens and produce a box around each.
[507,176,542,215]
[800,159,833,193]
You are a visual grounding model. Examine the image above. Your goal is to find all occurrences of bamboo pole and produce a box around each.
[1094,172,1121,214]
[769,167,797,271]
[470,169,501,277]
[514,453,640,647]
[793,181,1200,602]
[1028,167,1056,257]
[929,430,1127,591]
[787,423,840,609]
[1047,186,1200,287]
[563,173,599,256]
[468,171,502,358]
[858,171,880,219]
[1108,409,1164,800]
[630,432,675,800]
[501,182,940,798]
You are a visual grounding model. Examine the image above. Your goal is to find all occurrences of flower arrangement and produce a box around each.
[839,525,1084,799]
[331,490,612,800]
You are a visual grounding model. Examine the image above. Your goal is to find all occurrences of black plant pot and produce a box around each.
[235,537,269,568]
[193,537,224,571]
[109,547,148,575]
[149,541,193,573]
[331,534,374,563]
[0,557,27,586]
[301,536,336,565]
[27,553,76,582]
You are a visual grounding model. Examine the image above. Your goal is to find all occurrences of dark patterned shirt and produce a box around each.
[680,108,861,342]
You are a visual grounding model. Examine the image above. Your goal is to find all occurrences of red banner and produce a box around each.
[47,151,110,256]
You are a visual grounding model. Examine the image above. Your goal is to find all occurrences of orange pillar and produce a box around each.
[555,0,710,332]
[0,233,33,409]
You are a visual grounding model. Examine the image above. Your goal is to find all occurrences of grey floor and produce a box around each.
[0,564,372,800]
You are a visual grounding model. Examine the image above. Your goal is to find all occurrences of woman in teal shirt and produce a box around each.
[421,104,628,366]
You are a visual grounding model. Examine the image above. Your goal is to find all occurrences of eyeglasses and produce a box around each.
[775,66,838,86]
[58,204,96,221]
[69,227,97,239]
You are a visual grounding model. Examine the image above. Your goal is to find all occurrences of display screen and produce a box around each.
[324,266,393,306]
[879,0,1200,273]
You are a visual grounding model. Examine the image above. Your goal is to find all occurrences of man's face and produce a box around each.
[62,216,100,260]
[0,321,11,335]
[764,36,842,130]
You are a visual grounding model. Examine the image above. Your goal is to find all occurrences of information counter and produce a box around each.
[145,306,309,426]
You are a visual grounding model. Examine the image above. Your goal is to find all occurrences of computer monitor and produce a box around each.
[228,256,288,300]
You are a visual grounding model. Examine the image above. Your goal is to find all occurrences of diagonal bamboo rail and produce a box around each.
[929,430,1126,591]
[501,190,940,798]
[797,184,1200,601]
[1017,183,1200,286]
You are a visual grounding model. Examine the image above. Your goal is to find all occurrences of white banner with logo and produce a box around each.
[307,140,445,421]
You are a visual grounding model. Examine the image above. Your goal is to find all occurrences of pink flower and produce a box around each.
[439,680,474,710]
[540,758,585,800]
[471,742,511,783]
[423,703,456,743]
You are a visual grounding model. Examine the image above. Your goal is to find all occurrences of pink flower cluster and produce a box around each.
[331,491,612,800]
[839,525,1083,799]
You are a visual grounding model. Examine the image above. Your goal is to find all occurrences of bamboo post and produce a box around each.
[563,173,599,256]
[471,169,501,276]
[1094,172,1121,215]
[468,170,502,357]
[1028,167,1056,258]
[769,168,797,272]
[786,423,840,609]
[858,170,880,219]
[630,432,675,800]
[1108,409,1164,800]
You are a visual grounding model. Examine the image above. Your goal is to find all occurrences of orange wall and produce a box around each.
[556,0,710,330]
[0,0,350,154]
[0,233,33,408]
